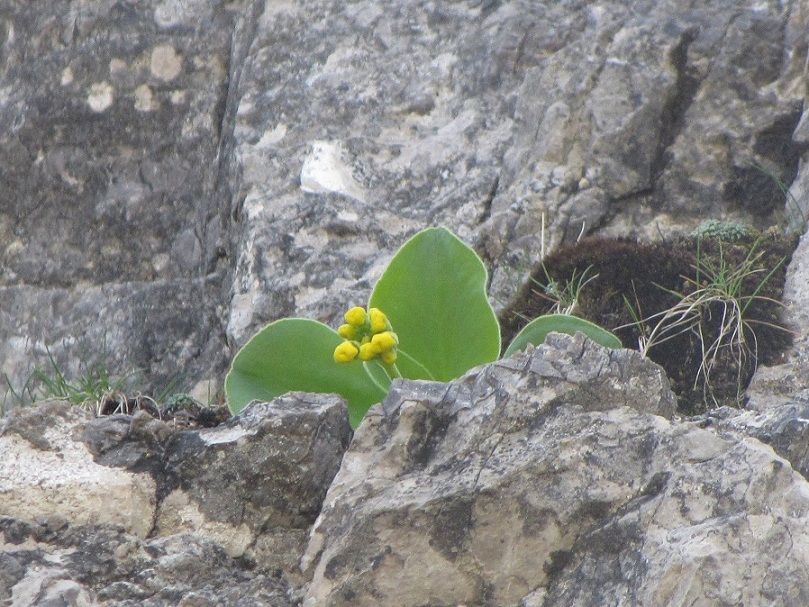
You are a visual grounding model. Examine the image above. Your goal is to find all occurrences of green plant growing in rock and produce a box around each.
[534,264,598,316]
[2,350,139,415]
[691,219,754,241]
[226,227,621,427]
[503,228,797,413]
[624,234,790,406]
[0,351,224,426]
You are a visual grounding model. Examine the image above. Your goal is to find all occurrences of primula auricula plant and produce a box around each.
[225,227,621,428]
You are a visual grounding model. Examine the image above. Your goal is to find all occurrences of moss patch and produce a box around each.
[502,232,799,414]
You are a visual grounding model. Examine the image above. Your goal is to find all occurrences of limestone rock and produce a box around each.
[0,401,156,539]
[0,276,228,403]
[4,0,809,600]
[0,393,352,604]
[697,400,809,483]
[152,393,352,575]
[2,0,809,395]
[303,333,809,606]
[0,522,297,607]
[0,0,238,395]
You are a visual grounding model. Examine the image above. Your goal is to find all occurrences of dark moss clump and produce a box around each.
[502,232,798,414]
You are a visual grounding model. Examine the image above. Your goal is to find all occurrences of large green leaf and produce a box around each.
[225,318,386,427]
[504,314,623,358]
[369,227,501,381]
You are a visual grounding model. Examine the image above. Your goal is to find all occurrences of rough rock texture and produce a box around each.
[302,334,809,606]
[0,523,297,607]
[0,394,352,605]
[0,0,237,393]
[3,0,809,393]
[8,335,809,605]
[0,401,156,539]
[5,1,809,604]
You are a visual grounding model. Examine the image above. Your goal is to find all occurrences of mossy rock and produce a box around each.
[502,232,799,414]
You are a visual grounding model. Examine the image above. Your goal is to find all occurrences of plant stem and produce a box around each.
[383,362,402,380]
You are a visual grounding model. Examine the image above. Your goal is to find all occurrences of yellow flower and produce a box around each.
[333,341,359,363]
[337,324,358,340]
[345,306,367,326]
[371,331,397,352]
[335,306,398,366]
[369,308,388,333]
[358,342,379,361]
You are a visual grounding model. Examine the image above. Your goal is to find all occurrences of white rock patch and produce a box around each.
[87,81,114,112]
[300,140,367,203]
[150,45,183,82]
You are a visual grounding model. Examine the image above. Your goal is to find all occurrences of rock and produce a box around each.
[152,393,352,576]
[0,401,157,539]
[0,276,228,403]
[695,400,809,483]
[0,522,297,607]
[0,0,238,395]
[4,1,809,602]
[4,0,808,391]
[0,393,352,604]
[302,333,809,606]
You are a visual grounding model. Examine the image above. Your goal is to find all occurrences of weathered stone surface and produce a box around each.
[0,0,238,395]
[302,334,809,606]
[2,0,809,394]
[0,1,233,286]
[744,227,809,411]
[0,401,157,539]
[0,276,228,400]
[0,393,352,604]
[0,521,297,607]
[4,1,809,602]
[230,0,809,338]
[696,399,809,483]
[479,0,809,309]
[152,393,352,575]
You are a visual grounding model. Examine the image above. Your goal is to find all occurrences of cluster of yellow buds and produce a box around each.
[333,306,399,366]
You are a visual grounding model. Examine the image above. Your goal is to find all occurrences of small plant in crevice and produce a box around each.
[534,263,598,316]
[503,228,798,414]
[622,236,792,408]
[2,349,142,416]
[2,353,229,428]
[691,219,754,242]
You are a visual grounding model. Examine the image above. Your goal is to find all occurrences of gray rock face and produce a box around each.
[302,334,809,606]
[0,2,231,286]
[0,522,297,607]
[0,394,352,605]
[7,334,809,605]
[3,0,809,394]
[0,0,238,394]
[5,1,809,603]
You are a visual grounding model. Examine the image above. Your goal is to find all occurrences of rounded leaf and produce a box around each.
[225,318,386,428]
[504,314,623,358]
[369,227,500,381]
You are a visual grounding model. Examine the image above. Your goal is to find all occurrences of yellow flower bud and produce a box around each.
[369,308,388,333]
[333,341,359,363]
[358,342,379,361]
[371,331,397,352]
[345,306,367,326]
[337,324,358,340]
[380,350,397,365]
